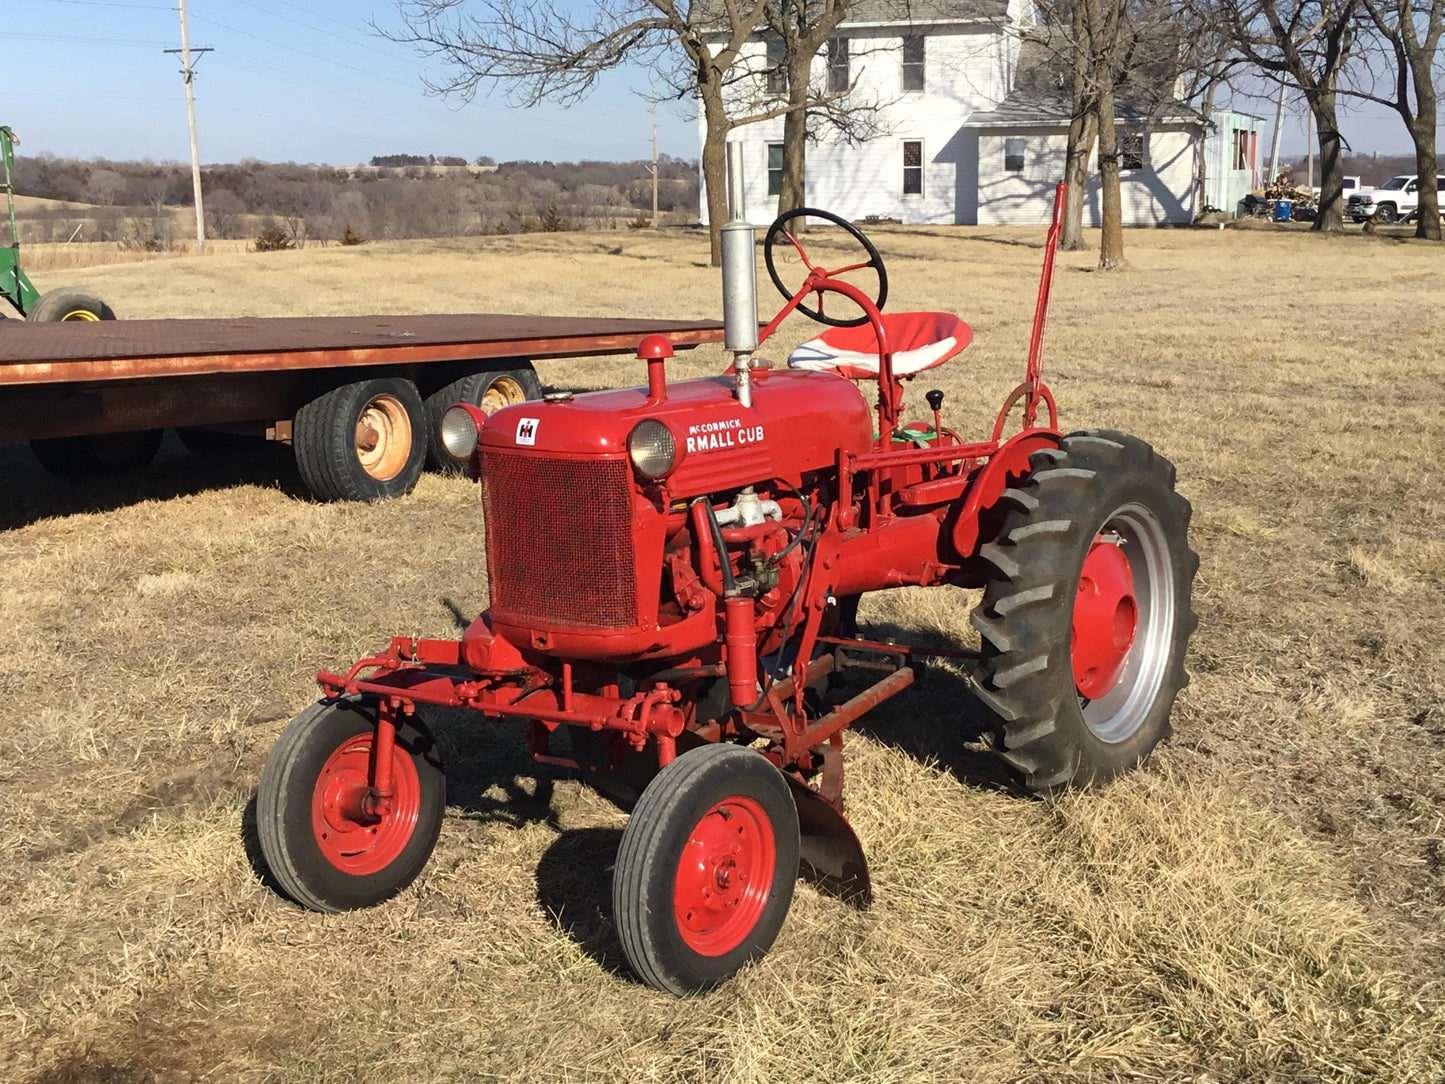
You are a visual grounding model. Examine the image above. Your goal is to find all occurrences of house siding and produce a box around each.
[701,23,1017,225]
[976,126,1201,225]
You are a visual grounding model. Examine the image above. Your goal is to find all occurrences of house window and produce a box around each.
[902,36,925,92]
[827,36,850,93]
[767,143,784,196]
[766,37,786,95]
[1004,137,1026,172]
[903,140,923,195]
[1120,132,1146,171]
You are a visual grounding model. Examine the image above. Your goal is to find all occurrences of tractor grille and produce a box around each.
[481,451,638,631]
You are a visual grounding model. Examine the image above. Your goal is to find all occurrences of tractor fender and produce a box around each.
[784,774,872,908]
[950,428,1062,558]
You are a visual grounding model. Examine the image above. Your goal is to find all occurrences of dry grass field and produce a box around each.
[2,222,1443,1082]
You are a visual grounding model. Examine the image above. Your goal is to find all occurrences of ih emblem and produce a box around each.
[515,417,539,445]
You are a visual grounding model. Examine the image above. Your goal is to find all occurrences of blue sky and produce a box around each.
[6,0,695,165]
[3,0,1426,167]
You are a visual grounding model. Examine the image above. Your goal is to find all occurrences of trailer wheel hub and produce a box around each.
[674,797,775,956]
[310,732,422,874]
[353,394,412,480]
[1072,538,1138,700]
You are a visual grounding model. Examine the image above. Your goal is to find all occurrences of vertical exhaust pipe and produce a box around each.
[721,141,758,407]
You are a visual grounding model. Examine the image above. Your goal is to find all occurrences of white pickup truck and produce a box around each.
[1347,174,1445,224]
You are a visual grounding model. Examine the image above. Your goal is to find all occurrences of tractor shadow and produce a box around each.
[0,434,311,530]
[535,826,630,977]
[842,617,1022,795]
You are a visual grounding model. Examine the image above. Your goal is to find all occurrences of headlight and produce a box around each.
[628,418,678,479]
[440,404,481,460]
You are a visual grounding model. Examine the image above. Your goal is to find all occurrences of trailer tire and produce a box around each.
[968,430,1197,795]
[293,377,427,501]
[29,428,163,477]
[26,287,116,322]
[256,698,445,913]
[423,366,540,472]
[613,744,799,995]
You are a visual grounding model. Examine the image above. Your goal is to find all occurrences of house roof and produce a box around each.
[964,32,1202,128]
[695,0,1007,32]
[836,0,1008,23]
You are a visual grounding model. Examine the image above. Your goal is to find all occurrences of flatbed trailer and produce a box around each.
[0,312,725,500]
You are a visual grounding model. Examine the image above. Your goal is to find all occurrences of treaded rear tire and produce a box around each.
[968,430,1198,794]
[293,377,426,501]
[613,744,799,995]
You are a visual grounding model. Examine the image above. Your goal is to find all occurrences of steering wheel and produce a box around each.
[763,207,888,328]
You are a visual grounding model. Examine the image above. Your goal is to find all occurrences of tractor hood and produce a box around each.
[480,366,873,494]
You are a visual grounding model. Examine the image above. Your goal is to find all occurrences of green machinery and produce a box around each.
[2,126,41,317]
[1,124,113,322]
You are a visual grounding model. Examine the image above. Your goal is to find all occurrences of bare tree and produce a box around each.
[1348,0,1444,238]
[384,0,801,264]
[1219,0,1358,230]
[757,0,853,216]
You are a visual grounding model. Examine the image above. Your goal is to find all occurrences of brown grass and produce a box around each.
[3,223,1443,1082]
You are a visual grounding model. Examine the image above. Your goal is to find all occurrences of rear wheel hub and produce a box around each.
[1072,538,1138,700]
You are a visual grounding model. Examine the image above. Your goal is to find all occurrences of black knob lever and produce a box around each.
[925,389,945,411]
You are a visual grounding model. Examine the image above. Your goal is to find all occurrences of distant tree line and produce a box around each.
[11,153,700,246]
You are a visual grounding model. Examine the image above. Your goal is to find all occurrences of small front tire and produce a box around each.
[613,744,800,995]
[256,698,445,913]
[1374,204,1398,225]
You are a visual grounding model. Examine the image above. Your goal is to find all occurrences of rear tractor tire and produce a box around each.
[423,366,540,472]
[613,744,800,995]
[256,698,446,913]
[293,377,427,501]
[969,430,1197,794]
[26,287,116,323]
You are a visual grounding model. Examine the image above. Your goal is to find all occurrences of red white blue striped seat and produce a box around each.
[787,311,972,380]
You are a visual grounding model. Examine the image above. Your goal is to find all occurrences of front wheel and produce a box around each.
[1374,204,1398,225]
[256,698,445,912]
[968,430,1197,794]
[613,744,800,995]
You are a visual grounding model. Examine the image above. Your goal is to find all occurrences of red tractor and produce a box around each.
[255,185,1196,995]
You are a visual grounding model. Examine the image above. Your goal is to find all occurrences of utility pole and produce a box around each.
[650,101,659,229]
[165,0,212,250]
[1267,81,1287,185]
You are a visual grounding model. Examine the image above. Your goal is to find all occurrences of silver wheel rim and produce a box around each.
[1077,503,1175,744]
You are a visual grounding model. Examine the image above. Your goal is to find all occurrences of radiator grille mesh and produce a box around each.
[482,451,638,631]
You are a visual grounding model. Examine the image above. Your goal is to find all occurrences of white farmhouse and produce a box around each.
[701,1,1267,226]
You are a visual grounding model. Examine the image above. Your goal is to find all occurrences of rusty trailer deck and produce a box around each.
[0,312,725,387]
[0,312,725,446]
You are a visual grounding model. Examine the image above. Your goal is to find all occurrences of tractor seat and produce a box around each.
[787,311,972,380]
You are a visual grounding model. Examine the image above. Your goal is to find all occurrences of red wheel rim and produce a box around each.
[311,732,421,875]
[1072,539,1138,700]
[673,795,776,956]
